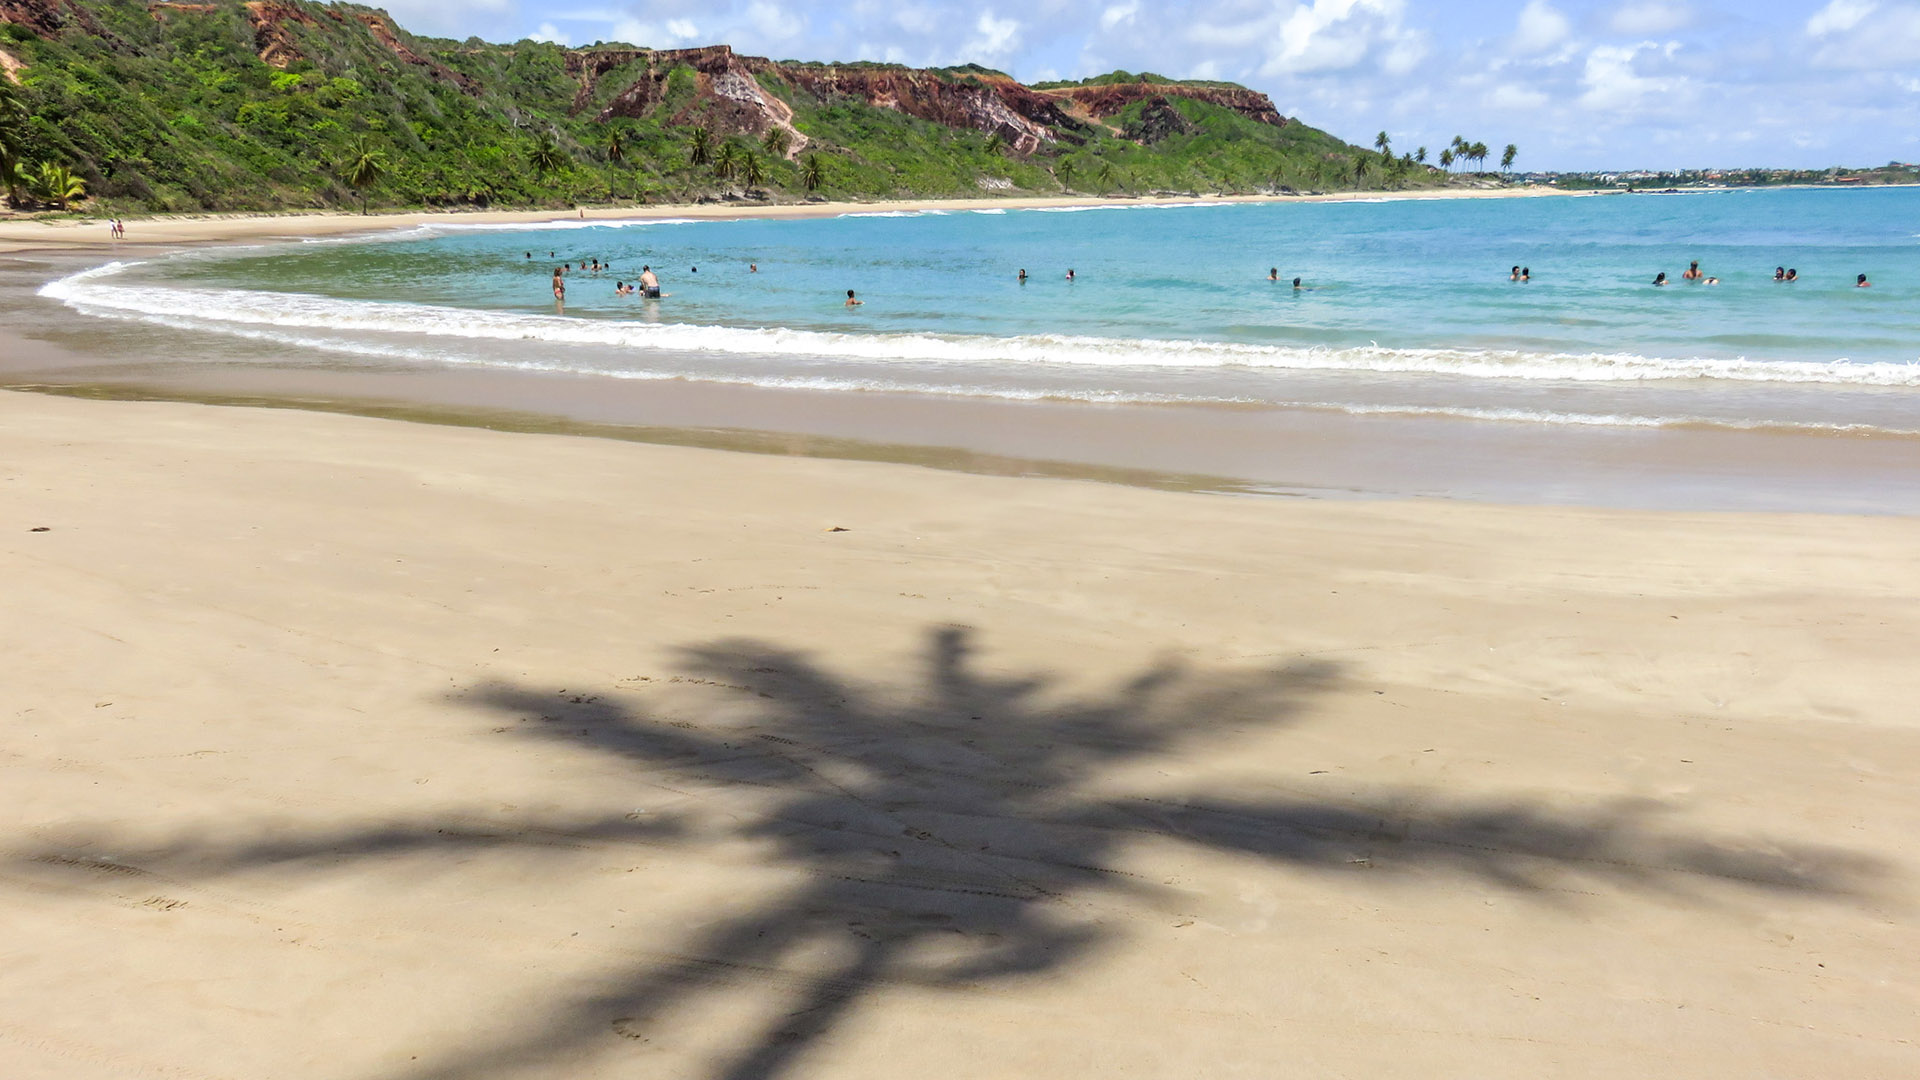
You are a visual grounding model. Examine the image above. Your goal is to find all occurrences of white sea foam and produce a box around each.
[42,264,1920,389]
[840,210,925,218]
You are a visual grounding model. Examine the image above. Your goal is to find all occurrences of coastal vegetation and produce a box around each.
[0,0,1447,215]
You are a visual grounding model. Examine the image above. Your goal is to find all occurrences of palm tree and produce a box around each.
[1351,156,1370,189]
[1097,160,1115,192]
[1501,143,1518,173]
[529,131,567,177]
[761,127,791,158]
[604,127,626,200]
[339,137,386,215]
[1438,147,1454,173]
[687,126,713,168]
[1473,142,1490,172]
[1415,146,1427,165]
[800,154,824,192]
[0,79,27,209]
[1055,156,1075,190]
[712,140,737,181]
[1374,130,1391,164]
[28,161,86,210]
[984,132,1004,156]
[741,152,765,189]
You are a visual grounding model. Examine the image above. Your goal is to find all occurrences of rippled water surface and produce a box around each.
[41,188,1920,434]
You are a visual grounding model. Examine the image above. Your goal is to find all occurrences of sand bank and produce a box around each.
[2,388,1915,1079]
[0,184,1577,255]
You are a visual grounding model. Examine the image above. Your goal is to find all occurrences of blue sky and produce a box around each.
[378,1,1920,170]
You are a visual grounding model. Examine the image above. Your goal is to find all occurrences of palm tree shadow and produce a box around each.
[12,626,1887,1080]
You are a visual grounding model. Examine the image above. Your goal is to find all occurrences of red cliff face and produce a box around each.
[356,12,479,93]
[2,0,109,38]
[1045,83,1287,129]
[578,45,1094,156]
[243,1,316,68]
[588,46,810,158]
[772,64,1087,154]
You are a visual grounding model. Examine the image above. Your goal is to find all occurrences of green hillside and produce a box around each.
[0,0,1445,215]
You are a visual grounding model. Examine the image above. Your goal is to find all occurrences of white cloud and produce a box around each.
[1512,1,1570,55]
[745,1,803,42]
[610,17,701,46]
[529,21,569,45]
[1099,1,1141,32]
[373,0,514,37]
[1251,0,1421,77]
[1805,0,1920,67]
[1578,41,1681,112]
[1807,0,1877,36]
[965,11,1022,62]
[1610,1,1691,35]
[1488,83,1549,111]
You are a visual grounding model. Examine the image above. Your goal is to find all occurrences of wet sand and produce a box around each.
[3,387,1917,1079]
[0,184,1581,255]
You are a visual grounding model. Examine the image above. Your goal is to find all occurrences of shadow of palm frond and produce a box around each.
[10,626,1885,1080]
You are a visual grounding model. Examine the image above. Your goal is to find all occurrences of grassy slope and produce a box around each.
[1,0,1437,214]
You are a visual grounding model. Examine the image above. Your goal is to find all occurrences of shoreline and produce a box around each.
[8,185,1920,516]
[0,184,1580,254]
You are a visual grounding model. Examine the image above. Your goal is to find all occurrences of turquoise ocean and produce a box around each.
[39,187,1920,437]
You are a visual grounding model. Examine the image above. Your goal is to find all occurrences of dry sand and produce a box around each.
[2,388,1916,1079]
[0,185,1578,254]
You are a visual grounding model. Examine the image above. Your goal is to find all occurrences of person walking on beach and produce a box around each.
[845,289,863,307]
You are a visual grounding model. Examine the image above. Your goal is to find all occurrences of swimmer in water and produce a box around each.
[639,265,661,298]
[1774,266,1786,281]
[1653,272,1668,286]
[1292,277,1302,290]
[1786,268,1798,281]
[750,263,758,273]
[1682,260,1702,281]
[845,289,863,307]
[1704,277,1720,285]
[1510,266,1520,281]
[1270,268,1280,281]
[1018,269,1028,282]
[552,267,566,309]
[1857,273,1872,287]
[1520,266,1531,283]
[1065,269,1075,282]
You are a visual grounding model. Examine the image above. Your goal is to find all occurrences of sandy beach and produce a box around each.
[0,184,1576,255]
[3,386,1916,1078]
